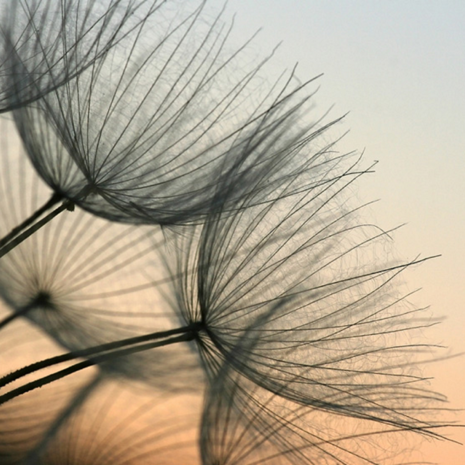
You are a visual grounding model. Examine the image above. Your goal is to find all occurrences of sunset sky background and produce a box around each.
[1,1,463,463]
[223,1,465,463]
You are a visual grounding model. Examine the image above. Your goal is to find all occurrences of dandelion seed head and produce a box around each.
[0,119,204,388]
[162,144,447,434]
[0,0,164,112]
[10,0,334,226]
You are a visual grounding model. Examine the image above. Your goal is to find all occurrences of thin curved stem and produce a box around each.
[0,303,36,331]
[0,193,63,249]
[0,198,74,259]
[0,331,196,406]
[0,323,200,390]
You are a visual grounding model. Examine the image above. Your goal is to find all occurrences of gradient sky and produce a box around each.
[222,1,465,463]
[1,1,463,463]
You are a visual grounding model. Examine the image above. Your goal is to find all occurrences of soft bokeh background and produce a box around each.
[223,1,465,463]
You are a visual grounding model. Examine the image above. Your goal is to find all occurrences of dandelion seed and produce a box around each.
[0,0,168,252]
[4,120,446,442]
[10,0,335,228]
[1,100,447,451]
[202,341,449,465]
[160,146,447,432]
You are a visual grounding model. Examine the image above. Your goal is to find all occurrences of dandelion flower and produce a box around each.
[12,0,334,225]
[162,147,445,430]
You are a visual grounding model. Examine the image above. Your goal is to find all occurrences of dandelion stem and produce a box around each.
[0,198,74,259]
[0,323,201,390]
[0,304,35,331]
[0,331,196,406]
[0,193,63,249]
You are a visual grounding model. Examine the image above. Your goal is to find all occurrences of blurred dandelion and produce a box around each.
[0,312,201,464]
[34,381,201,465]
[0,117,201,389]
[0,0,161,112]
[0,302,97,465]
